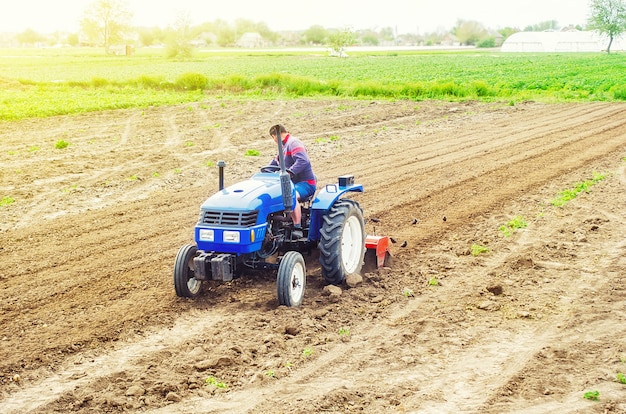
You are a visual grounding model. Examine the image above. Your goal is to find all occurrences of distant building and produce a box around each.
[236,32,266,48]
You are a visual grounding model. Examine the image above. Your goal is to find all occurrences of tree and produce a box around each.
[138,27,165,47]
[16,29,45,46]
[379,27,395,42]
[303,25,329,45]
[588,0,626,53]
[360,29,380,46]
[67,33,80,47]
[327,28,355,57]
[524,20,558,32]
[165,14,194,59]
[80,0,132,53]
[498,26,520,41]
[234,19,278,44]
[217,27,236,47]
[453,19,487,46]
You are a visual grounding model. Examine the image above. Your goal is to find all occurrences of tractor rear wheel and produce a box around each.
[319,199,366,285]
[277,251,306,307]
[174,244,202,298]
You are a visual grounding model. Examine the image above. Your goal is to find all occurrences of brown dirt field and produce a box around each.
[1,99,625,413]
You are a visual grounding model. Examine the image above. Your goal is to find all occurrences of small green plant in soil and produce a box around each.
[499,215,527,237]
[1,196,15,207]
[245,149,260,156]
[551,172,606,207]
[617,372,626,384]
[583,390,600,401]
[471,243,490,256]
[205,376,227,388]
[55,140,69,149]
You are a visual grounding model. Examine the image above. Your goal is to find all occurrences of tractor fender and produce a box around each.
[308,183,363,241]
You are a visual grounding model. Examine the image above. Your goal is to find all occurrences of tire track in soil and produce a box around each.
[0,310,228,414]
[368,104,625,244]
[4,107,232,231]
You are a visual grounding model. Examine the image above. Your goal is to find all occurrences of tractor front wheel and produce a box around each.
[277,251,306,307]
[319,199,366,285]
[174,244,202,298]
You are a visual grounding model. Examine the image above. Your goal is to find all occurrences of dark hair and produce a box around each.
[269,124,286,137]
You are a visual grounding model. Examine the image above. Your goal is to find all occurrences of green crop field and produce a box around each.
[1,47,625,120]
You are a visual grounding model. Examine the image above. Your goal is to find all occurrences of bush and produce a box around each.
[136,75,165,89]
[430,81,466,98]
[175,73,208,90]
[471,80,494,97]
[91,77,109,87]
[612,85,626,101]
[166,42,194,60]
[477,37,496,48]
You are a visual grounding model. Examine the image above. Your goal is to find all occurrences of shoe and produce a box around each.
[291,226,303,240]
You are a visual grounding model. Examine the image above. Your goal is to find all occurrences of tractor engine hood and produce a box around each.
[194,173,295,254]
[200,172,294,217]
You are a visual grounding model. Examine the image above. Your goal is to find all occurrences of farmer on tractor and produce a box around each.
[268,124,317,238]
[174,120,390,307]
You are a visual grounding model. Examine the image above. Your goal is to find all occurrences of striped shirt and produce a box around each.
[270,134,316,185]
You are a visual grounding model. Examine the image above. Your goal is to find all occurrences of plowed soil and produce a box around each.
[1,100,625,413]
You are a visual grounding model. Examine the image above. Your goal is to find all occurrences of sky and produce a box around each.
[0,0,592,35]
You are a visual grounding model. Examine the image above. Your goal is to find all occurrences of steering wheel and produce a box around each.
[260,165,281,173]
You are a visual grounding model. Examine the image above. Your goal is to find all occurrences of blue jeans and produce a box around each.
[295,181,316,200]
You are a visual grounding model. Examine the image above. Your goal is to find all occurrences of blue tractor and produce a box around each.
[174,125,389,307]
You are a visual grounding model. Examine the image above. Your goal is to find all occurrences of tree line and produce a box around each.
[7,0,626,54]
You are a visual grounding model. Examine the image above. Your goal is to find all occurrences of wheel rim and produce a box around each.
[341,215,363,274]
[186,254,201,295]
[290,261,305,303]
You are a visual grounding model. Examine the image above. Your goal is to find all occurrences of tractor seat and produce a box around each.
[298,193,315,204]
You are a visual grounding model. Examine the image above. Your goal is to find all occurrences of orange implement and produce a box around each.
[365,235,391,269]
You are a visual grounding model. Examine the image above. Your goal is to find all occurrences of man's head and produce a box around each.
[269,124,287,142]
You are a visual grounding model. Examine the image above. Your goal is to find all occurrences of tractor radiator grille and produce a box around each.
[201,210,259,227]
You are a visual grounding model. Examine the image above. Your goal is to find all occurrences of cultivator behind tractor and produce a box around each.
[174,124,391,307]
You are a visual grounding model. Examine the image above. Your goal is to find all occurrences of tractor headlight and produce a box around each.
[223,230,240,243]
[198,229,214,241]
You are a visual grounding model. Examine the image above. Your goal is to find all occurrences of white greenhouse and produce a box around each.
[501,31,625,52]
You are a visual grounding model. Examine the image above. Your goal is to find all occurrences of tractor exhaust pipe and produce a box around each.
[217,160,226,191]
[274,124,293,213]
